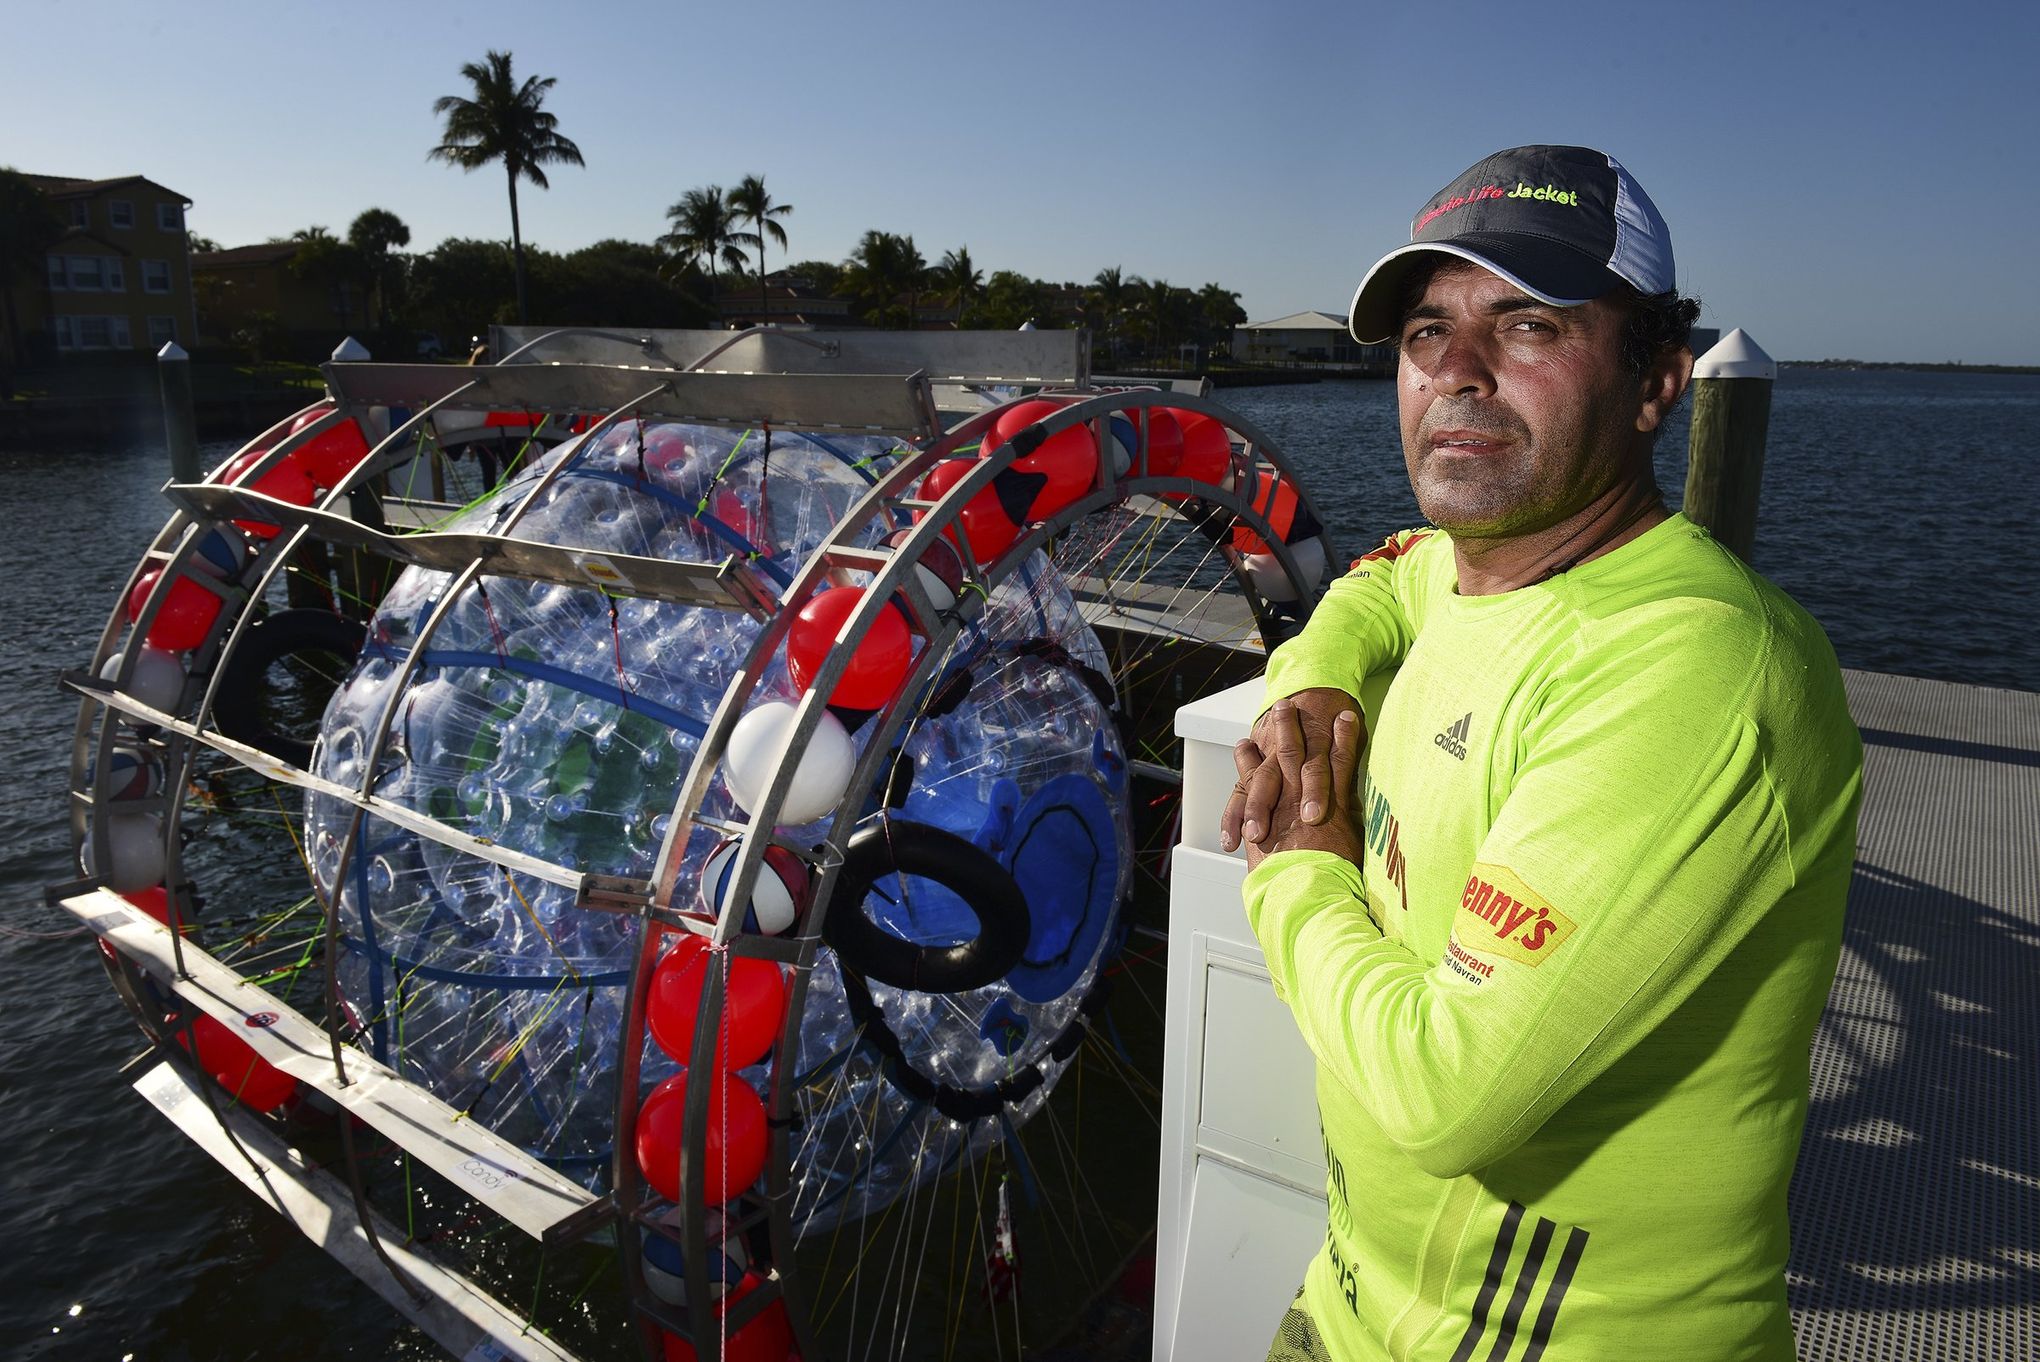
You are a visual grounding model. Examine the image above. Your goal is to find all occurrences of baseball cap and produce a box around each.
[1347,145,1675,344]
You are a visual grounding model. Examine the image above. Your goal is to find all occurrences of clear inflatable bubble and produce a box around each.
[304,421,1131,1221]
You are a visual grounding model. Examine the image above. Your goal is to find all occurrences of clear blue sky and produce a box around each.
[6,0,2034,363]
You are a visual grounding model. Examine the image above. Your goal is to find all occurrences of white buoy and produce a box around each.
[82,812,166,892]
[100,647,186,714]
[1244,539,1328,602]
[721,700,855,825]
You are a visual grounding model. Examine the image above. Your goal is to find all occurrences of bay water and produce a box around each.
[1,367,2033,1358]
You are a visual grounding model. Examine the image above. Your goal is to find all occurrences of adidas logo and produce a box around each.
[1435,712,1471,760]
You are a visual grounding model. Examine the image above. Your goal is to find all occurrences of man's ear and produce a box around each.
[1636,345,1695,435]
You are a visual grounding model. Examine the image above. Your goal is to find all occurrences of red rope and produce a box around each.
[607,594,631,711]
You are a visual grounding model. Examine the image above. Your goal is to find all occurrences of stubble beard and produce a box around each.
[1404,399,1547,538]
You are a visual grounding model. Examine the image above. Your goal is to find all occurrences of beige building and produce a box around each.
[192,241,379,355]
[14,173,196,357]
[1233,310,1394,372]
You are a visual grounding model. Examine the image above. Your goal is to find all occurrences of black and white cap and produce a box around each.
[1347,145,1675,344]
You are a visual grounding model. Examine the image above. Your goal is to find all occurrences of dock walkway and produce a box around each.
[1790,671,2038,1360]
[1155,667,2038,1361]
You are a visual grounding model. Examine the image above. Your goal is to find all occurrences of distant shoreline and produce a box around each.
[1782,359,2039,376]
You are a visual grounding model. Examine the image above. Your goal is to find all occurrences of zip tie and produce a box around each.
[475,579,509,665]
[606,591,631,711]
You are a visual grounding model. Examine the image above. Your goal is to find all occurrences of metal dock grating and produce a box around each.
[1789,671,2039,1361]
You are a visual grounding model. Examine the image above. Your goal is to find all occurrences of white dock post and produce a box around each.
[157,341,201,484]
[1684,328,1777,561]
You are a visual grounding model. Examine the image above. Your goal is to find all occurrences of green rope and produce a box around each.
[695,426,755,515]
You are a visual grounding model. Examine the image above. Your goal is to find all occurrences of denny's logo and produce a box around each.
[1416,182,1583,232]
[1454,864,1576,967]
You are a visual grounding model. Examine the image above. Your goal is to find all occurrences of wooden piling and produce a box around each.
[1683,329,1776,562]
[157,341,202,484]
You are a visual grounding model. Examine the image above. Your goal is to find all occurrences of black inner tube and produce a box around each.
[214,608,365,769]
[823,821,1031,994]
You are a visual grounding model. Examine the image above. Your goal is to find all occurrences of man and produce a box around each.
[1218,146,1862,1361]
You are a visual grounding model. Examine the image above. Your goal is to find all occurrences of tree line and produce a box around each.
[249,217,1246,364]
[3,49,1248,368]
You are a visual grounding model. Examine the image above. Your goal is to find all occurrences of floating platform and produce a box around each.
[1789,670,2039,1362]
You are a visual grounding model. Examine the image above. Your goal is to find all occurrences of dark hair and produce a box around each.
[1614,286,1703,377]
[1394,258,1702,376]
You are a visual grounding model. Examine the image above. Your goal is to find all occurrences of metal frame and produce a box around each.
[58,333,1336,1362]
[614,384,1335,1359]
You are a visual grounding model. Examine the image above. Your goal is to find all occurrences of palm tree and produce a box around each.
[1126,274,1166,362]
[728,174,792,324]
[1194,282,1245,360]
[659,186,757,302]
[931,247,983,324]
[842,231,926,329]
[349,208,412,332]
[429,50,585,324]
[1089,265,1130,358]
[348,208,410,256]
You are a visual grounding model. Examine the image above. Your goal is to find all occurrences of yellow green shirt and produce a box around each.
[1246,514,1861,1361]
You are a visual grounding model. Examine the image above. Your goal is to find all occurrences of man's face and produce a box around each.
[1396,261,1655,539]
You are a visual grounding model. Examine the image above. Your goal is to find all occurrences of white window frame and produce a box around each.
[104,258,125,292]
[66,255,105,292]
[75,316,113,349]
[156,202,184,231]
[142,259,171,294]
[148,315,177,347]
[53,316,76,349]
[109,315,132,348]
[67,201,89,228]
[47,254,67,291]
[109,199,135,229]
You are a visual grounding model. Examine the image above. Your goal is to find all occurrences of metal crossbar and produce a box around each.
[157,485,772,613]
[69,890,609,1245]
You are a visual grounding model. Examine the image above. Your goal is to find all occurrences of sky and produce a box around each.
[5,0,2035,364]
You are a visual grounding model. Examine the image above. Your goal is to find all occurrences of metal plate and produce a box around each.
[486,326,1086,385]
[321,363,937,436]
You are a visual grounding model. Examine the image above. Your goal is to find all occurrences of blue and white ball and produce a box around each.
[642,1207,749,1307]
[699,837,808,936]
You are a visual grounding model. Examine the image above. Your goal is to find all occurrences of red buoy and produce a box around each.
[786,587,913,711]
[648,933,789,1072]
[635,1070,769,1205]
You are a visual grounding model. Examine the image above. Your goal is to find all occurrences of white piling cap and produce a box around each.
[156,341,189,362]
[1693,328,1776,381]
[331,336,371,362]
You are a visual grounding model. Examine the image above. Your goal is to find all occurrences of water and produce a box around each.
[1,368,2034,1359]
[1220,368,2040,693]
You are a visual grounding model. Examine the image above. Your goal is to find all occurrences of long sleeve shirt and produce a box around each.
[1247,514,1862,1360]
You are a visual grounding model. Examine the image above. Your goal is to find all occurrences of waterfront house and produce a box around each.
[10,173,196,359]
[192,242,374,360]
[1233,310,1395,373]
